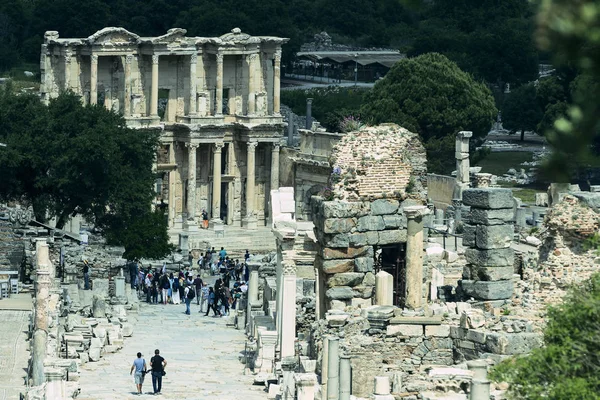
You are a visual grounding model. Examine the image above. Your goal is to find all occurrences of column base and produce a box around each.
[243,215,258,230]
[184,219,199,232]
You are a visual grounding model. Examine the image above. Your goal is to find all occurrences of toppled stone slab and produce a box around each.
[326,286,355,300]
[389,316,442,325]
[485,332,543,355]
[460,280,514,300]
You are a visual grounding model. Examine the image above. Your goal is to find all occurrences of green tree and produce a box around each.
[491,273,600,399]
[360,53,497,172]
[502,83,543,141]
[0,88,172,259]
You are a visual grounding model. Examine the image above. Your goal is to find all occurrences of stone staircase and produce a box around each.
[173,226,278,257]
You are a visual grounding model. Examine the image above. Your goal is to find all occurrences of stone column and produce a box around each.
[45,368,66,399]
[215,53,223,116]
[339,355,351,400]
[115,268,126,300]
[64,50,71,91]
[247,53,257,114]
[124,55,133,117]
[90,54,98,105]
[474,173,492,188]
[186,142,199,222]
[306,98,313,129]
[467,360,490,400]
[405,206,429,309]
[373,376,394,400]
[189,54,197,116]
[455,130,473,197]
[287,110,295,146]
[32,243,51,386]
[280,261,297,358]
[271,144,280,192]
[273,50,281,115]
[258,330,278,373]
[150,54,159,117]
[246,263,260,327]
[245,141,258,229]
[322,336,329,395]
[295,373,317,400]
[326,337,340,400]
[212,142,224,221]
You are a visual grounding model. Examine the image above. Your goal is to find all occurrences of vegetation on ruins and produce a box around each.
[490,272,600,399]
[360,53,497,173]
[0,87,173,259]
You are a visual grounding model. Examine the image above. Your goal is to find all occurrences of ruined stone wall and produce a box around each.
[427,174,457,211]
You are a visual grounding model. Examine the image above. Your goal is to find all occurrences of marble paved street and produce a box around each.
[0,310,30,400]
[78,301,267,399]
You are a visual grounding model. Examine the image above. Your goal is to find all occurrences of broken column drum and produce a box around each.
[327,337,340,400]
[280,261,297,358]
[404,206,429,309]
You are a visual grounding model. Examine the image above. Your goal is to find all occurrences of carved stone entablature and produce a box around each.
[0,205,34,227]
[218,28,259,45]
[149,28,190,47]
[86,27,141,46]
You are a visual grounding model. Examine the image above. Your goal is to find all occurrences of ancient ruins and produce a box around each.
[2,25,600,400]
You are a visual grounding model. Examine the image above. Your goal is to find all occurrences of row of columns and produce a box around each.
[184,141,280,223]
[80,50,281,117]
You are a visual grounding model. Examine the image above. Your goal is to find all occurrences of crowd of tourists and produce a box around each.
[126,247,251,316]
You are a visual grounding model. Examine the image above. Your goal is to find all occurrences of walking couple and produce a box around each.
[130,349,167,395]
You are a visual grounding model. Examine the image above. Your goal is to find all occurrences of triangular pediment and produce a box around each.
[86,27,141,45]
[151,28,189,45]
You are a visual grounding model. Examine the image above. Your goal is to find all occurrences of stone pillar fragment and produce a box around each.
[150,55,159,117]
[287,111,295,146]
[468,360,490,400]
[273,50,281,114]
[455,130,473,197]
[326,337,340,400]
[245,141,258,229]
[64,50,71,91]
[306,98,313,129]
[280,261,297,358]
[212,142,224,221]
[405,206,429,309]
[271,144,280,192]
[186,142,199,223]
[257,330,277,373]
[124,55,133,117]
[339,355,351,400]
[216,53,223,115]
[375,271,393,306]
[373,376,394,400]
[247,53,257,114]
[90,54,98,105]
[295,373,317,400]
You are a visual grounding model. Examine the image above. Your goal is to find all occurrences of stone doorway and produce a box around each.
[221,182,229,223]
[375,243,407,307]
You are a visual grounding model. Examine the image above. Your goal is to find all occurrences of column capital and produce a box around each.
[125,54,134,64]
[404,205,430,220]
[283,261,297,276]
[247,141,258,151]
[152,54,160,65]
[190,53,198,64]
[216,53,223,64]
[274,49,282,63]
[272,143,280,152]
[248,53,259,62]
[91,54,98,63]
[213,142,225,152]
[64,50,72,64]
[185,142,199,150]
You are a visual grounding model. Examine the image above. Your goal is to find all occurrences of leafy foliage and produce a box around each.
[0,88,172,259]
[360,53,497,172]
[491,273,600,399]
[502,83,543,140]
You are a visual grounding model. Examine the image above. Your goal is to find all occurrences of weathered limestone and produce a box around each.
[327,337,340,400]
[405,206,429,309]
[215,53,224,115]
[90,54,98,105]
[455,131,472,194]
[212,142,224,221]
[150,54,159,116]
[186,143,199,222]
[339,355,351,400]
[295,373,317,400]
[373,376,394,400]
[271,144,280,192]
[245,141,258,229]
[280,261,297,358]
[467,360,490,400]
[461,188,515,300]
[375,271,393,306]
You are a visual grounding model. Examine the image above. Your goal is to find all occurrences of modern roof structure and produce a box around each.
[296,50,405,68]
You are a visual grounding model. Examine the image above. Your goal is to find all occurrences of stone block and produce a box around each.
[573,192,600,211]
[535,193,549,207]
[326,313,350,327]
[371,199,400,215]
[465,248,514,267]
[321,258,355,274]
[462,224,476,247]
[323,218,356,234]
[322,201,369,218]
[378,229,407,245]
[386,324,423,337]
[327,272,364,288]
[485,332,543,355]
[357,215,385,232]
[322,246,370,260]
[462,188,514,209]
[466,329,486,344]
[467,208,514,226]
[326,286,355,300]
[355,257,374,273]
[323,233,350,248]
[352,285,374,298]
[425,324,450,337]
[460,280,514,300]
[351,297,372,308]
[467,265,514,281]
[349,233,367,247]
[426,246,445,262]
[475,224,513,249]
[362,272,376,286]
[366,231,380,245]
[383,215,404,229]
[450,326,467,339]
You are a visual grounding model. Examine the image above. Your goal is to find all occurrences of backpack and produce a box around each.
[187,288,195,300]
